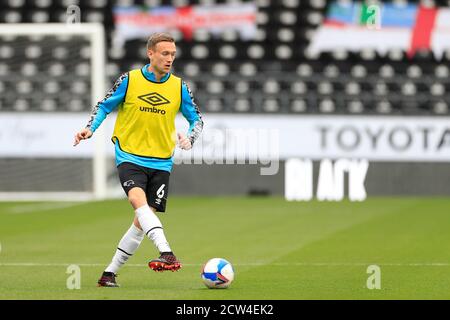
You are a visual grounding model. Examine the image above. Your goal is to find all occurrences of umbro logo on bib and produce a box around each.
[138,92,170,106]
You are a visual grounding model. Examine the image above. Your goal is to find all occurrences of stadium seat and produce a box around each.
[290,99,308,113]
[430,83,445,96]
[206,98,224,112]
[263,80,280,94]
[373,82,389,96]
[434,64,449,78]
[323,64,340,78]
[206,81,224,94]
[16,80,33,95]
[247,44,265,59]
[183,62,200,77]
[191,45,209,59]
[1,11,22,23]
[211,63,230,77]
[41,99,57,112]
[21,63,38,76]
[71,81,88,95]
[379,64,395,78]
[433,101,449,114]
[347,100,364,114]
[345,82,361,96]
[234,81,249,94]
[43,81,60,94]
[319,99,335,113]
[235,98,251,112]
[317,81,334,95]
[262,98,281,112]
[291,81,308,95]
[376,100,393,114]
[0,0,447,115]
[239,62,257,77]
[68,99,85,112]
[0,45,14,59]
[28,11,50,23]
[25,45,43,59]
[406,65,423,79]
[14,98,29,111]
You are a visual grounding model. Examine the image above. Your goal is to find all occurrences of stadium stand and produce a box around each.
[0,0,449,115]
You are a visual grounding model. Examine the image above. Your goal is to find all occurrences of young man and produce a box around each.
[74,33,203,287]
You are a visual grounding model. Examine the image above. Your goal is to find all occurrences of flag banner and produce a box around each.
[431,8,450,59]
[113,3,257,46]
[308,1,450,58]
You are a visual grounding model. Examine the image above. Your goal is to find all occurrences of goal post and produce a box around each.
[0,23,107,201]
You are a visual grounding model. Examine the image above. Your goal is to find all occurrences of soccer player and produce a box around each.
[73,33,203,287]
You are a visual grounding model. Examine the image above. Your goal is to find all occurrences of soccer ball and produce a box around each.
[201,258,234,289]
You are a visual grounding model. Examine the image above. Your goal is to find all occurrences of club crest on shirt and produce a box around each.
[123,180,135,187]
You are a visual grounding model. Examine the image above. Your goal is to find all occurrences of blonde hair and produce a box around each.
[147,32,175,50]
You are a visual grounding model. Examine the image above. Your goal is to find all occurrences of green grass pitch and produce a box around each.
[0,197,449,300]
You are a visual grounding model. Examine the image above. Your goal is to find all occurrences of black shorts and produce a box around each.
[117,162,170,212]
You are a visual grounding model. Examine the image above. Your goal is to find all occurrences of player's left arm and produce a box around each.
[179,81,204,150]
[74,73,128,146]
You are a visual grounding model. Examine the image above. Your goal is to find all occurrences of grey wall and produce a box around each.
[0,158,93,192]
[1,159,448,197]
[170,161,450,196]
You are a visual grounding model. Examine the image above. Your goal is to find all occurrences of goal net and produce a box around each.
[0,23,108,201]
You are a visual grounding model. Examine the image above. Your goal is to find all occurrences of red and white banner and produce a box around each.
[113,3,257,45]
[308,2,450,59]
[431,9,450,59]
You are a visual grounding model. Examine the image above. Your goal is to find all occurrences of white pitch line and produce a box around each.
[1,262,450,267]
[5,202,87,214]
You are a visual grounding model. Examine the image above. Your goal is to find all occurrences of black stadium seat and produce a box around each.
[0,0,448,114]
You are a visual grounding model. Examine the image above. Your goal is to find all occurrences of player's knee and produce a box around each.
[128,195,144,208]
[127,188,146,208]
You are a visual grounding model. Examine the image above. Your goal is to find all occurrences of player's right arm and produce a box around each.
[73,73,129,146]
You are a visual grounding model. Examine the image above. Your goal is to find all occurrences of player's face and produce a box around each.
[148,41,176,75]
